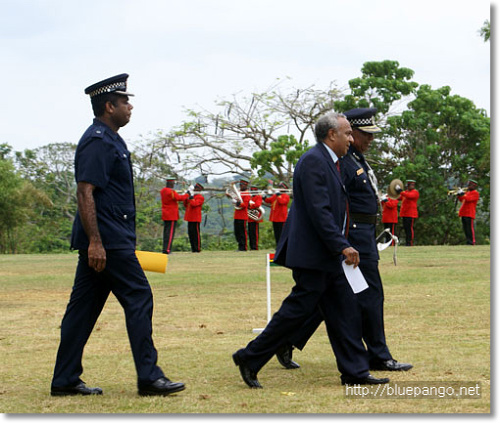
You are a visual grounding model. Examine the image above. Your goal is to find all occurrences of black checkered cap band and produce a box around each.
[88,81,128,98]
[350,117,375,126]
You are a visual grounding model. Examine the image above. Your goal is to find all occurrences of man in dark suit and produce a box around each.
[277,108,412,373]
[232,112,389,388]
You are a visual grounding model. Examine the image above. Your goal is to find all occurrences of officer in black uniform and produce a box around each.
[277,108,413,372]
[51,74,185,397]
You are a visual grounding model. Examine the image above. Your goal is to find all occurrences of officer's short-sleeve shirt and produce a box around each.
[343,145,379,260]
[71,119,136,250]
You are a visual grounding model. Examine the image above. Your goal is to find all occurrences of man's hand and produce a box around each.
[342,247,360,268]
[88,240,106,272]
[77,181,106,272]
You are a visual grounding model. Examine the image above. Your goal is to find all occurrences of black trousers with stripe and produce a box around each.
[248,221,259,250]
[188,221,201,252]
[461,216,476,245]
[402,217,416,246]
[162,220,177,254]
[234,219,247,251]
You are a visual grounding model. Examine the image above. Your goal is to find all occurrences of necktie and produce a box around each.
[336,160,349,237]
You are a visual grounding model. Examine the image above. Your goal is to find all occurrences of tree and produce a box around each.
[0,145,52,253]
[479,20,490,42]
[14,143,77,252]
[152,79,343,185]
[385,85,490,244]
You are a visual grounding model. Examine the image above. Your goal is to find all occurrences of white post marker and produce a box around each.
[252,253,273,333]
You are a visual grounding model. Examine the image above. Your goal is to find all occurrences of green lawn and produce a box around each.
[0,246,490,413]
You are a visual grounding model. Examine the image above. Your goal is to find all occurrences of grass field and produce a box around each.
[0,246,490,414]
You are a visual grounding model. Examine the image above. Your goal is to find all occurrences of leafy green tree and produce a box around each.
[334,60,419,115]
[153,80,342,185]
[479,20,490,42]
[13,143,77,252]
[0,145,52,253]
[385,85,490,244]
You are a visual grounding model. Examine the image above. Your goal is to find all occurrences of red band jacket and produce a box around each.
[381,198,399,223]
[399,189,419,218]
[183,194,205,222]
[161,187,189,221]
[233,193,251,221]
[458,189,480,219]
[264,193,290,222]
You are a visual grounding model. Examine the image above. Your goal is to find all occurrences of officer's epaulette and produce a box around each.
[351,151,361,161]
[91,127,105,139]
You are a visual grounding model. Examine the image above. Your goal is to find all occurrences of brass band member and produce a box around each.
[160,178,189,254]
[399,180,419,246]
[231,179,251,251]
[183,183,205,252]
[248,186,263,250]
[381,193,399,246]
[263,182,290,246]
[457,179,480,245]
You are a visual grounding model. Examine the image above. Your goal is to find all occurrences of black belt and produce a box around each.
[350,213,378,224]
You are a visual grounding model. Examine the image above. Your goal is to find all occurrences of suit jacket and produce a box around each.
[274,143,351,272]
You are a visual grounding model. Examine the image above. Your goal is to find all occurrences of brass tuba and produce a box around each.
[248,205,265,221]
[225,182,265,220]
[225,182,244,210]
[387,179,404,199]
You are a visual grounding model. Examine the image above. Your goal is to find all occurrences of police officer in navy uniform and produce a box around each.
[51,74,185,397]
[278,108,412,373]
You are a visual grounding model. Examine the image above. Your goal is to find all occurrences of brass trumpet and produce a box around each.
[447,187,466,196]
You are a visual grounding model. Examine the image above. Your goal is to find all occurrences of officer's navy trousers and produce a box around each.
[51,250,165,388]
[288,259,392,364]
[236,268,370,379]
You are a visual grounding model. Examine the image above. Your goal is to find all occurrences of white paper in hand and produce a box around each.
[342,260,369,293]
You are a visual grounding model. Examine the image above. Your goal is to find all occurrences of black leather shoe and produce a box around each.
[51,381,103,396]
[138,377,186,396]
[232,351,262,388]
[276,345,300,369]
[370,359,413,371]
[341,374,390,385]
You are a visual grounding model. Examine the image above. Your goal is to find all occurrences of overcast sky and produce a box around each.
[0,0,492,153]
